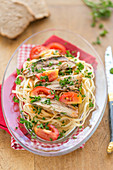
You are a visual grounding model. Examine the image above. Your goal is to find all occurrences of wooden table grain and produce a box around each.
[0,0,113,170]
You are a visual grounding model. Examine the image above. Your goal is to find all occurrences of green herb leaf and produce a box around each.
[30,96,41,103]
[13,96,19,103]
[50,138,53,141]
[42,98,51,105]
[89,101,94,107]
[92,37,101,45]
[15,77,21,85]
[100,29,108,36]
[40,75,49,82]
[110,68,113,74]
[37,124,44,129]
[27,58,30,61]
[61,112,66,115]
[99,23,104,29]
[54,95,59,101]
[16,68,20,75]
[76,62,84,71]
[57,61,62,66]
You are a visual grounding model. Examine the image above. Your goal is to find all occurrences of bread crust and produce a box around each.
[0,0,49,39]
[12,0,50,19]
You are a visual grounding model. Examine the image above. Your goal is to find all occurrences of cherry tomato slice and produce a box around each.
[30,86,54,99]
[34,124,59,141]
[46,42,66,54]
[59,92,82,104]
[36,70,58,82]
[30,45,47,60]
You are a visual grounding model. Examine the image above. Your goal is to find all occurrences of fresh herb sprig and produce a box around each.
[83,0,113,26]
[83,0,113,44]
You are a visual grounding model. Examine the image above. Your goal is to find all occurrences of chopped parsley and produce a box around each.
[73,136,77,139]
[54,95,59,101]
[57,61,62,66]
[59,71,65,76]
[44,82,51,87]
[50,90,55,95]
[65,68,72,75]
[89,101,94,107]
[42,98,51,105]
[16,68,21,75]
[110,68,113,74]
[61,112,66,115]
[47,62,53,67]
[88,72,92,75]
[20,118,33,129]
[37,124,44,129]
[40,75,49,81]
[35,82,43,87]
[56,117,61,120]
[50,138,53,141]
[13,96,19,103]
[74,70,79,74]
[31,65,35,72]
[76,62,84,71]
[59,77,74,87]
[32,62,37,67]
[27,58,30,61]
[35,68,46,73]
[85,75,91,79]
[38,107,41,114]
[66,50,75,58]
[58,130,66,139]
[72,104,78,107]
[30,96,41,103]
[53,50,59,55]
[82,94,86,97]
[15,77,21,85]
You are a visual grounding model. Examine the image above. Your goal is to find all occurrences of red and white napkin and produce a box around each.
[0,35,98,150]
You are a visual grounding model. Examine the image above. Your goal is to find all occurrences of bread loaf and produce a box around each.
[0,0,49,39]
[12,0,49,19]
[0,0,34,39]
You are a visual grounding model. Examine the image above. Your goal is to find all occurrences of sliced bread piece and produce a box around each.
[12,0,49,19]
[0,0,34,39]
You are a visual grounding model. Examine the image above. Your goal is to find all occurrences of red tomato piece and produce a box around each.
[59,92,82,104]
[34,124,59,141]
[36,70,58,82]
[30,86,54,99]
[30,45,47,60]
[46,42,66,54]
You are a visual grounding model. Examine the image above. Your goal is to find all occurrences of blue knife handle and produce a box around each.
[109,101,113,142]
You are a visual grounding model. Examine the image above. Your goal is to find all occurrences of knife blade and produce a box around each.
[105,46,113,153]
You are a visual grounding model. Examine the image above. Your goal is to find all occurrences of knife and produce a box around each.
[105,46,113,153]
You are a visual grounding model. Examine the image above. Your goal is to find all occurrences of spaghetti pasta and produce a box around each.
[12,45,95,141]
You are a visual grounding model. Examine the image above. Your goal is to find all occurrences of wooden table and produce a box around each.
[0,0,113,169]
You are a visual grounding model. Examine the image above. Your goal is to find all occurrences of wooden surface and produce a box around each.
[0,0,113,169]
